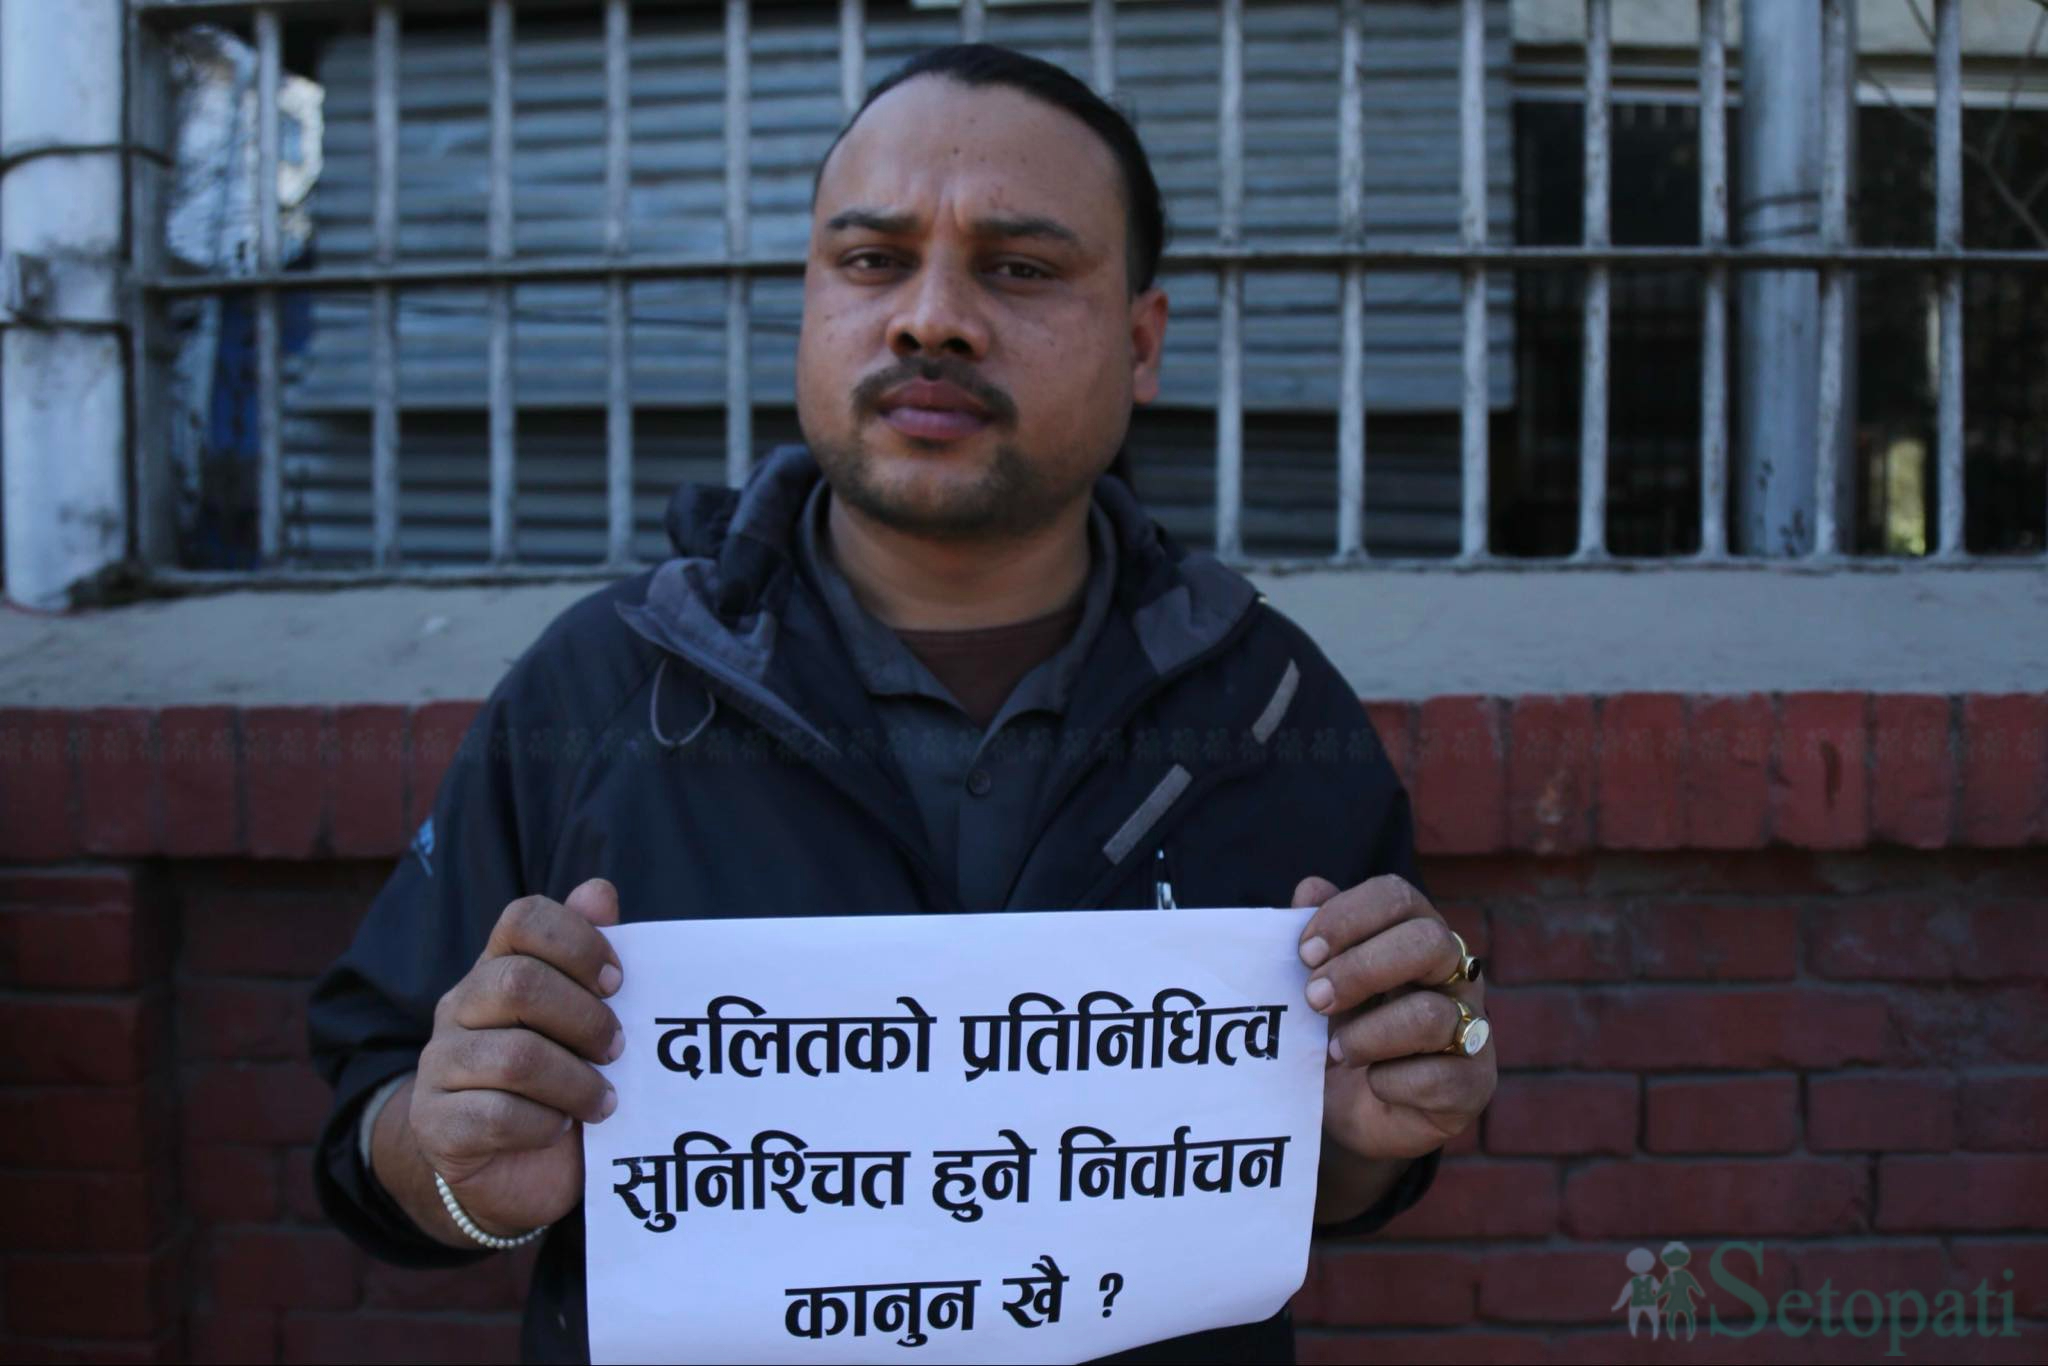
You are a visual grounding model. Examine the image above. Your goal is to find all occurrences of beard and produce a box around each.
[811,432,1088,542]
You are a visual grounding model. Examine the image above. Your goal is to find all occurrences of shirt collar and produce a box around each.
[795,476,1119,719]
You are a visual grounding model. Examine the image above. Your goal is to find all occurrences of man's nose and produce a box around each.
[886,261,990,362]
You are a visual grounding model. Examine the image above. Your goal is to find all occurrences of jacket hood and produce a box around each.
[614,443,1259,752]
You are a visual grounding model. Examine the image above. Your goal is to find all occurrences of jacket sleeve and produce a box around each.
[1281,632,1444,1240]
[306,669,566,1266]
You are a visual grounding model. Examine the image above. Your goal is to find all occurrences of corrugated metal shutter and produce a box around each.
[284,0,1513,565]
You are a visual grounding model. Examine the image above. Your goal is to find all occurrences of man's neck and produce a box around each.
[823,490,1092,632]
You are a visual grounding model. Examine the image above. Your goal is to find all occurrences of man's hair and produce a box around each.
[812,43,1171,295]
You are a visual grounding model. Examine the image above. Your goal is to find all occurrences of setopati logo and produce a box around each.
[1609,1241,2023,1358]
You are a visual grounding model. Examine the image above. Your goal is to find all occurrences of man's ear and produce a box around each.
[1129,286,1169,406]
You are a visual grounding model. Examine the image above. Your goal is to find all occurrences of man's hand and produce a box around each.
[386,878,624,1241]
[1293,874,1496,1212]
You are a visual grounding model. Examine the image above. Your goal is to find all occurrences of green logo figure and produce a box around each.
[1612,1247,1664,1339]
[1660,1241,1705,1341]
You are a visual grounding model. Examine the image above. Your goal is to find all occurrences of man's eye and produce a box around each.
[844,251,902,272]
[991,261,1049,281]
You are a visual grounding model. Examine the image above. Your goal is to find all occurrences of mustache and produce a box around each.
[851,357,1017,426]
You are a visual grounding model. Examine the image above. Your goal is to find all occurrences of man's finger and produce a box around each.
[1361,1052,1491,1116]
[482,893,622,998]
[1299,874,1433,967]
[566,876,621,929]
[451,953,622,1063]
[438,1026,616,1125]
[1307,916,1463,1016]
[1326,985,1463,1062]
[432,1087,577,1161]
[1291,876,1341,910]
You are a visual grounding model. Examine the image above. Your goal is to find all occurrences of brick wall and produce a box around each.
[2,693,2044,1363]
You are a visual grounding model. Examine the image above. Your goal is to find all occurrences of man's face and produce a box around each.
[796,76,1168,542]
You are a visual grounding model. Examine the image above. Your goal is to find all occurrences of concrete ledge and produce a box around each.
[1,564,2044,707]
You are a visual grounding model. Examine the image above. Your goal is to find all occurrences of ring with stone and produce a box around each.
[1438,928,1485,987]
[1440,996,1492,1058]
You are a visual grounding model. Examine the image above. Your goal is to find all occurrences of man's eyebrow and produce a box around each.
[822,207,1083,248]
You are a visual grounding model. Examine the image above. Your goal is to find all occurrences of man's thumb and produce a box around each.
[566,876,621,928]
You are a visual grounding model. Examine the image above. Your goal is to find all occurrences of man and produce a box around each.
[311,44,1496,1364]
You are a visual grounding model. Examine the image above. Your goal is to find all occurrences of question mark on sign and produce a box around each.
[1098,1272,1124,1318]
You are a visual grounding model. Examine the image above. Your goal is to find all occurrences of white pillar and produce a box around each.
[2,0,129,611]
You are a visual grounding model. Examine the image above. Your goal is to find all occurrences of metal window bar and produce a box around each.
[488,0,516,563]
[1458,0,1488,559]
[1576,0,1610,560]
[1815,0,1850,558]
[371,2,399,568]
[1697,0,1729,561]
[726,0,751,489]
[1215,0,1244,561]
[125,0,2048,585]
[1934,0,1965,557]
[605,0,633,567]
[1336,0,1366,560]
[255,5,282,563]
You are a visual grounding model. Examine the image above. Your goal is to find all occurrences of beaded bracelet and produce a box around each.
[432,1171,546,1251]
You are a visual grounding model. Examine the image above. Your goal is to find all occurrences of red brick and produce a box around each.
[0,867,136,909]
[1684,694,1771,849]
[408,700,483,830]
[1959,694,2048,847]
[1477,1248,1653,1324]
[1950,900,2048,981]
[279,1313,521,1364]
[0,908,143,991]
[282,1147,324,1223]
[330,704,408,858]
[1951,1240,2048,1317]
[180,886,362,979]
[1414,697,1506,856]
[1631,902,1798,980]
[210,1228,358,1310]
[1298,1248,1475,1328]
[0,997,155,1084]
[1487,900,1627,983]
[183,1145,280,1223]
[1883,983,2048,1069]
[1484,1074,1636,1156]
[160,705,240,855]
[1297,1332,1535,1366]
[1959,1074,2048,1151]
[1564,1159,1866,1237]
[1877,1154,2048,1231]
[1506,696,1594,855]
[1481,989,1591,1069]
[1564,987,1890,1071]
[1871,694,1955,848]
[1772,692,1869,849]
[187,1308,277,1365]
[0,1086,166,1170]
[359,1250,536,1315]
[0,1337,179,1365]
[1790,1241,1948,1300]
[0,1171,170,1253]
[241,708,328,859]
[0,708,78,859]
[1597,693,1685,850]
[179,980,308,1061]
[1811,900,2048,984]
[0,1250,181,1340]
[75,708,160,855]
[1380,1161,1558,1239]
[1644,1075,1798,1153]
[1362,701,1416,795]
[1807,1072,1959,1152]
[182,1063,332,1146]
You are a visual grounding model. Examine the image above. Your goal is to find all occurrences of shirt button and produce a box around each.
[965,768,993,797]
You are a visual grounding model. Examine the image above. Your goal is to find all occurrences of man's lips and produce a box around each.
[873,379,994,442]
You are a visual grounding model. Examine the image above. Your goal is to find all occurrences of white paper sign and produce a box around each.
[584,907,1327,1364]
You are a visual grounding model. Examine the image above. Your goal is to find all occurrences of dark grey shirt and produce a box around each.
[794,479,1118,910]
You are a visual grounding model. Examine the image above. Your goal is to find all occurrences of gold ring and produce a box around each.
[1438,928,1485,987]
[1440,996,1492,1058]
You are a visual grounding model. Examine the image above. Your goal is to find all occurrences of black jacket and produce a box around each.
[309,446,1437,1364]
